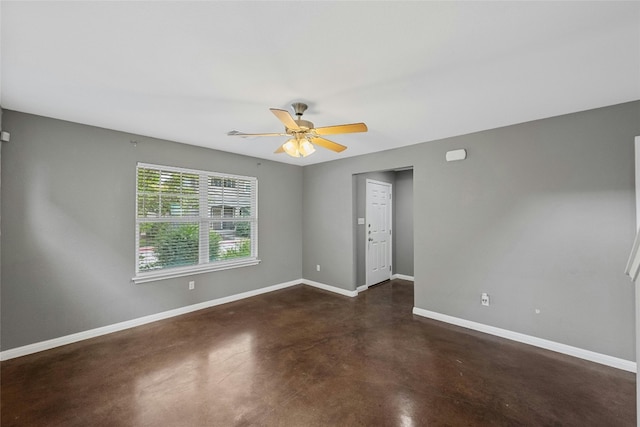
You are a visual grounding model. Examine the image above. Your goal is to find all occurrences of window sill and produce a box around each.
[132,258,261,284]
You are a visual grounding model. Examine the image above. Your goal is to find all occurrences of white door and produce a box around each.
[366,179,392,286]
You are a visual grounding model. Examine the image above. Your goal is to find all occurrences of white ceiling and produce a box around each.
[1,1,639,165]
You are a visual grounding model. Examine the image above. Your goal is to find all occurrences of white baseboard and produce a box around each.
[0,279,302,361]
[392,274,414,281]
[412,307,636,373]
[356,285,369,293]
[301,279,358,297]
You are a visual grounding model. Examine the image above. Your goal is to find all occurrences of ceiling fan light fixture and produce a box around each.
[299,138,316,157]
[282,138,300,158]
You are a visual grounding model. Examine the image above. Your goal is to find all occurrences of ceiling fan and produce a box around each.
[227,102,368,158]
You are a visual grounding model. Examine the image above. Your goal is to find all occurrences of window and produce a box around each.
[133,163,258,283]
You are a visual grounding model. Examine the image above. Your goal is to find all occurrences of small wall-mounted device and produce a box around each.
[446,148,467,162]
[1,131,10,142]
[481,292,490,306]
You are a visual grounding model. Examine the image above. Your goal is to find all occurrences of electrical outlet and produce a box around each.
[189,281,195,290]
[481,293,490,306]
[316,265,320,272]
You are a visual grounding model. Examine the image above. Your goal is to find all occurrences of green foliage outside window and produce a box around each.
[139,224,223,270]
[209,231,222,261]
[155,224,198,268]
[235,221,250,238]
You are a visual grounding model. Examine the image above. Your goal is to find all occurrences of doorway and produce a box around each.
[353,169,413,291]
[366,179,392,287]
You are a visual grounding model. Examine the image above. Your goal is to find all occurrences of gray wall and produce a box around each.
[393,169,413,277]
[2,101,639,361]
[1,111,303,351]
[303,101,640,360]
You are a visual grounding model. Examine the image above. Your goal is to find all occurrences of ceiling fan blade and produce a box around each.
[314,122,367,135]
[270,108,300,130]
[227,130,288,137]
[274,145,285,154]
[310,137,347,153]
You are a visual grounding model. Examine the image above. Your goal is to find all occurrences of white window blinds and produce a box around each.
[134,163,258,283]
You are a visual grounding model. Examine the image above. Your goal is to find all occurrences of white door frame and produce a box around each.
[365,179,392,287]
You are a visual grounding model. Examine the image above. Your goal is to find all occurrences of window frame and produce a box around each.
[133,162,259,284]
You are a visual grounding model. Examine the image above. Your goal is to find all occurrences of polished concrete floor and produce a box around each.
[1,280,635,426]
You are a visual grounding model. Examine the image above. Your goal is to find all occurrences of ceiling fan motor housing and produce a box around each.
[292,119,313,132]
